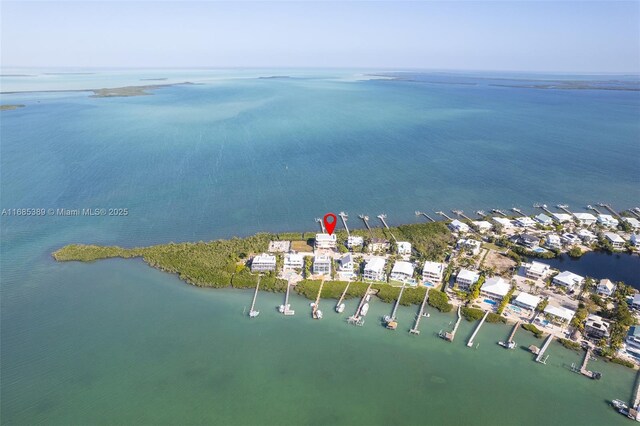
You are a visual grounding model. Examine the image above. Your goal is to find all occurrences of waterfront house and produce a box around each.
[596,279,616,298]
[513,292,541,311]
[492,217,514,230]
[560,233,580,246]
[597,214,619,228]
[624,217,640,230]
[368,238,390,253]
[315,233,337,250]
[423,261,445,285]
[515,216,536,228]
[524,261,550,280]
[313,254,332,275]
[545,234,562,250]
[576,228,596,243]
[251,253,277,272]
[397,241,412,256]
[363,257,386,282]
[517,233,540,249]
[552,271,584,292]
[456,268,480,291]
[480,277,511,301]
[390,261,415,282]
[347,235,364,249]
[472,220,493,233]
[449,219,469,233]
[626,327,640,355]
[631,234,640,248]
[633,294,640,311]
[337,253,355,280]
[534,213,553,226]
[552,213,573,223]
[543,304,575,324]
[574,212,597,226]
[604,232,625,250]
[584,314,610,339]
[284,253,304,270]
[457,238,481,255]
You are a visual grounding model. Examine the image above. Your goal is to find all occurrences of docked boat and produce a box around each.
[315,309,323,319]
[336,303,345,313]
[498,341,516,349]
[612,399,629,411]
[365,295,371,302]
[422,312,430,318]
[360,303,370,316]
[386,320,398,330]
[249,310,260,318]
[278,304,285,313]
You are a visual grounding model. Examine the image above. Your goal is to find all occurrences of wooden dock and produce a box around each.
[249,278,260,318]
[410,288,430,335]
[359,215,373,237]
[535,334,553,363]
[439,305,462,342]
[508,321,520,342]
[631,369,640,409]
[452,210,472,221]
[384,283,406,330]
[335,281,351,313]
[599,203,621,218]
[415,211,436,223]
[280,283,295,316]
[499,321,520,349]
[339,212,350,236]
[312,280,325,319]
[467,310,489,347]
[377,214,397,242]
[586,205,601,215]
[436,211,453,221]
[556,204,575,217]
[348,282,373,326]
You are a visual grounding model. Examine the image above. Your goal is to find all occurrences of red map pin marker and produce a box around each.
[323,213,337,235]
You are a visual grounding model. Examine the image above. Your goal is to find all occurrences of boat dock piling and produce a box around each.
[339,212,350,236]
[511,207,523,215]
[315,217,326,233]
[348,282,373,326]
[415,211,436,223]
[452,210,472,221]
[377,214,397,242]
[598,203,621,218]
[556,204,575,217]
[336,281,351,312]
[535,334,553,363]
[410,288,430,335]
[249,278,261,318]
[439,306,462,342]
[436,211,453,221]
[586,205,602,215]
[467,310,489,347]
[312,280,325,319]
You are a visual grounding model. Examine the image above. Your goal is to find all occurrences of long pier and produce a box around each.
[436,211,453,221]
[508,321,520,342]
[249,278,260,318]
[534,204,556,219]
[439,305,462,342]
[467,310,489,347]
[335,281,351,312]
[512,207,523,215]
[410,288,430,335]
[556,204,575,217]
[415,211,436,223]
[359,214,373,237]
[339,212,350,236]
[598,203,621,218]
[535,334,553,363]
[312,280,325,319]
[631,369,640,409]
[280,283,295,316]
[315,218,326,233]
[378,214,397,242]
[492,209,507,217]
[384,283,406,330]
[452,210,472,221]
[586,205,601,215]
[348,282,373,325]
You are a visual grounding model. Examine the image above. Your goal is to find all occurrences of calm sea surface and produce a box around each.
[1,70,639,425]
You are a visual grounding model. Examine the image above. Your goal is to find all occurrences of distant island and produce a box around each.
[1,82,195,98]
[0,104,26,111]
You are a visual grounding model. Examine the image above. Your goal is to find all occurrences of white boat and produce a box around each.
[309,302,316,307]
[336,303,345,313]
[365,294,371,302]
[612,399,629,411]
[422,312,430,318]
[361,303,370,316]
[316,309,323,319]
[278,305,285,313]
[249,310,259,318]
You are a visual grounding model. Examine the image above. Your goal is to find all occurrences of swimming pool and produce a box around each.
[484,299,497,305]
[509,305,522,313]
[532,247,548,253]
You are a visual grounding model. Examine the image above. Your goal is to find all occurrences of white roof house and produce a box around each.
[515,216,536,228]
[624,217,640,230]
[251,253,277,272]
[456,268,480,289]
[422,261,446,285]
[284,253,304,269]
[457,238,481,255]
[313,254,332,275]
[633,294,640,310]
[363,257,386,282]
[472,220,493,232]
[397,241,412,256]
[605,232,625,249]
[544,304,575,323]
[492,217,514,229]
[552,213,573,223]
[574,212,597,226]
[390,261,415,282]
[534,213,553,226]
[525,261,550,279]
[347,235,364,248]
[596,279,616,297]
[315,233,337,249]
[480,277,511,300]
[545,234,562,250]
[598,214,619,228]
[552,271,584,291]
[576,228,596,242]
[449,219,470,233]
[513,292,541,311]
[631,234,640,248]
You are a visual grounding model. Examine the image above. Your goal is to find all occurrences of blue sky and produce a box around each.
[1,1,639,72]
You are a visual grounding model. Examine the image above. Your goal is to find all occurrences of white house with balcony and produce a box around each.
[598,214,619,228]
[515,216,536,228]
[346,235,364,249]
[456,269,480,291]
[624,217,640,230]
[337,253,355,280]
[284,253,304,270]
[480,277,511,301]
[524,261,550,280]
[363,257,386,282]
[315,233,337,250]
[423,261,445,285]
[513,292,541,311]
[604,232,625,250]
[545,234,562,250]
[574,212,597,226]
[449,219,469,233]
[552,213,573,223]
[390,261,414,282]
[596,279,616,298]
[552,271,584,291]
[313,254,332,275]
[544,304,575,324]
[397,241,412,256]
[577,229,596,243]
[585,314,610,339]
[251,253,277,272]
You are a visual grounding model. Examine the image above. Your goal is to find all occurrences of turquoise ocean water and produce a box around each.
[1,69,639,425]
